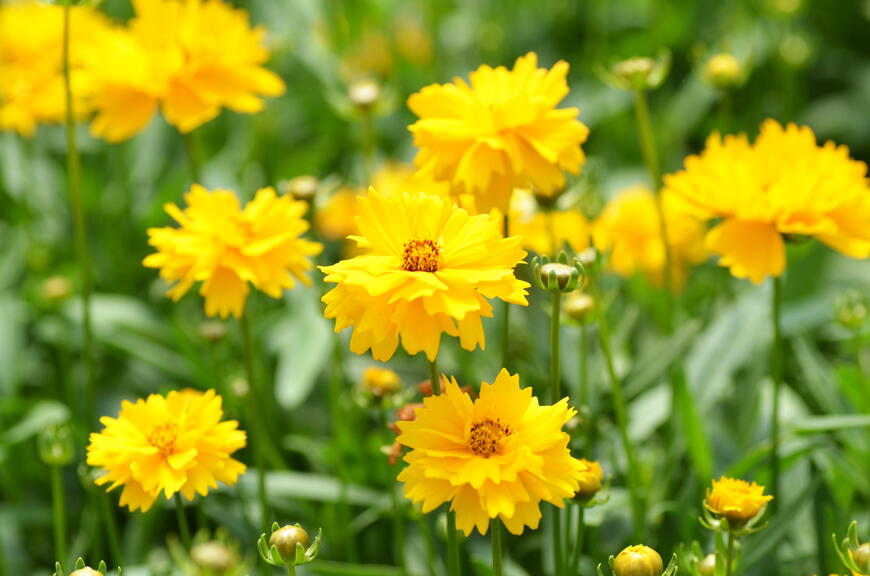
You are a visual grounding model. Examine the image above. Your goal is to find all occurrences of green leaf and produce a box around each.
[791,414,870,434]
[624,319,701,398]
[1,401,70,446]
[674,371,713,480]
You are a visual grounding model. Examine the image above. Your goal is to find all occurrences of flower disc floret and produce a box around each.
[396,370,587,536]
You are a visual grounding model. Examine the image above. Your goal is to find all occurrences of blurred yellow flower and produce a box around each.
[321,189,529,361]
[593,186,707,288]
[144,184,322,318]
[510,190,591,256]
[574,459,604,501]
[396,370,587,535]
[87,389,246,512]
[85,0,285,142]
[362,366,402,396]
[408,52,589,213]
[0,1,109,137]
[704,476,773,527]
[664,120,870,284]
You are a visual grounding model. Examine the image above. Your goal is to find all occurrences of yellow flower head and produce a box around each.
[87,389,246,512]
[613,545,664,576]
[0,1,109,137]
[510,189,591,256]
[593,186,707,288]
[85,0,285,142]
[321,190,529,361]
[575,459,604,501]
[144,184,322,318]
[664,119,870,284]
[362,366,401,396]
[408,52,589,213]
[396,370,587,536]
[704,476,773,526]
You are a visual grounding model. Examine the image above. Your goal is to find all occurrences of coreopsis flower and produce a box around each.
[664,120,870,284]
[408,52,589,213]
[87,389,246,512]
[704,477,773,527]
[593,186,707,288]
[144,184,322,318]
[574,459,604,502]
[84,0,285,142]
[320,190,529,361]
[396,370,587,535]
[0,1,109,136]
[510,190,591,256]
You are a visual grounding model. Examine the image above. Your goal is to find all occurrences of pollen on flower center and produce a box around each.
[401,239,441,272]
[148,423,179,455]
[468,418,512,458]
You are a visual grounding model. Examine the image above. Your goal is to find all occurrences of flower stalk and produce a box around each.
[51,465,67,564]
[175,494,192,549]
[491,519,503,576]
[241,313,270,532]
[770,276,783,509]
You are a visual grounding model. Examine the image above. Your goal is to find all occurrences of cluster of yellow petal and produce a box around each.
[510,189,591,256]
[704,476,773,526]
[0,1,110,136]
[593,186,707,288]
[396,370,587,536]
[665,119,870,284]
[81,0,285,141]
[144,184,322,319]
[408,52,589,213]
[87,389,246,512]
[321,190,529,361]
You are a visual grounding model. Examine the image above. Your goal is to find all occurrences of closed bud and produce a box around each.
[70,568,104,576]
[574,459,603,502]
[281,175,319,202]
[697,554,716,576]
[539,263,577,291]
[614,58,656,87]
[269,524,310,562]
[704,53,742,90]
[41,276,72,302]
[835,290,867,329]
[563,292,595,322]
[362,367,401,397]
[613,545,664,576]
[191,541,238,574]
[348,79,381,112]
[39,423,75,466]
[199,320,227,342]
[852,543,870,574]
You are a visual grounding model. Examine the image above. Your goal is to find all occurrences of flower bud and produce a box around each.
[704,53,742,90]
[70,568,104,576]
[563,292,595,322]
[190,541,238,574]
[574,459,603,502]
[539,263,578,292]
[697,554,716,576]
[348,79,381,112]
[614,58,656,87]
[199,320,227,342]
[852,543,870,574]
[269,524,310,562]
[39,423,75,467]
[613,545,664,576]
[41,276,72,302]
[835,290,867,329]
[281,175,320,202]
[363,367,401,397]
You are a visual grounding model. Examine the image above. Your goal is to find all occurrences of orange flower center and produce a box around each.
[401,239,441,272]
[148,423,179,455]
[468,418,512,458]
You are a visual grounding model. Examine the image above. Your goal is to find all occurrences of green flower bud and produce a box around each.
[269,525,310,562]
[613,545,664,576]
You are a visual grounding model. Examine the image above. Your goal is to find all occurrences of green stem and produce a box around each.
[590,269,644,540]
[331,335,358,561]
[63,0,96,433]
[490,519,503,576]
[549,290,564,576]
[241,313,270,532]
[725,530,735,576]
[174,494,192,549]
[418,515,437,576]
[361,112,376,184]
[287,562,296,576]
[770,276,783,510]
[98,492,123,565]
[429,358,460,576]
[579,324,591,455]
[571,505,586,575]
[381,405,406,574]
[183,131,202,183]
[50,466,66,564]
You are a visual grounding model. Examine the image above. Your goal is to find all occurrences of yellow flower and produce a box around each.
[362,366,401,396]
[704,476,773,527]
[87,389,246,512]
[510,189,591,256]
[613,545,664,576]
[144,184,322,318]
[84,0,285,142]
[408,52,589,213]
[574,459,604,501]
[396,370,586,535]
[0,1,109,137]
[664,119,870,284]
[593,186,707,288]
[321,189,529,361]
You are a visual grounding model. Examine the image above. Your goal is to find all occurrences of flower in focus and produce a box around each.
[362,366,401,397]
[612,545,664,576]
[664,119,870,284]
[0,1,109,137]
[396,370,587,535]
[593,186,707,288]
[144,184,322,318]
[84,0,285,142]
[321,189,529,361]
[704,476,773,527]
[408,52,589,213]
[510,189,591,256]
[87,389,246,512]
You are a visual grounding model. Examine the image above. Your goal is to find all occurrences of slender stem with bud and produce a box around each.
[174,494,192,549]
[724,530,736,576]
[241,313,270,532]
[50,465,67,564]
[549,290,564,576]
[570,505,586,575]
